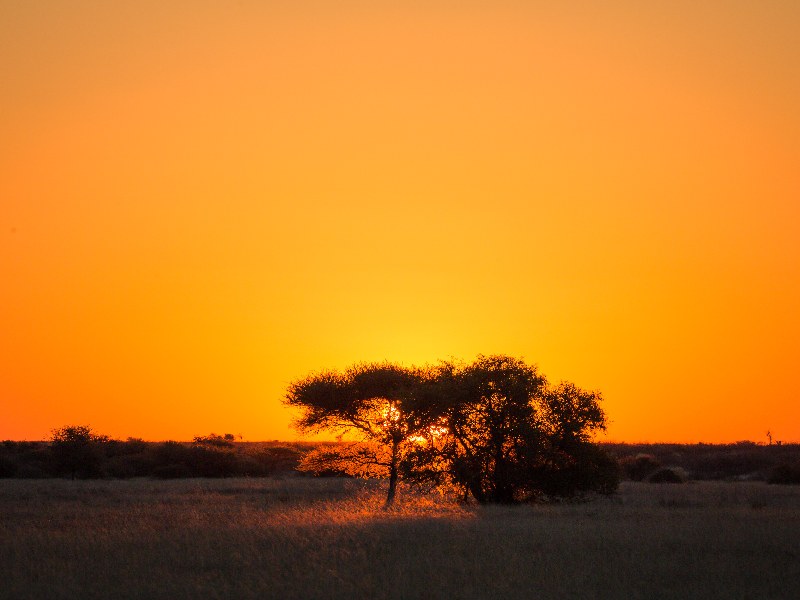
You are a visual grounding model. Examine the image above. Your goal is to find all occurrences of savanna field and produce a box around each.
[2,477,799,600]
[4,2,800,599]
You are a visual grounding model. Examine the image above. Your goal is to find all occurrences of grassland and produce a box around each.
[1,478,799,600]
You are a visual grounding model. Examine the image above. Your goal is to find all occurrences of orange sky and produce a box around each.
[2,1,799,443]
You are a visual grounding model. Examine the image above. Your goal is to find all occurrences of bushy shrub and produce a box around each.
[153,441,193,466]
[252,446,304,475]
[105,453,155,478]
[190,446,239,477]
[192,433,236,448]
[0,454,18,478]
[9,443,52,478]
[49,425,110,479]
[767,461,800,485]
[619,453,661,481]
[151,464,193,479]
[647,467,687,484]
[538,444,621,497]
[149,439,241,478]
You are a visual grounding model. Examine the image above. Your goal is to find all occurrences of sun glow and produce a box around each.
[408,422,451,446]
[2,1,799,443]
[381,404,403,431]
[378,402,447,445]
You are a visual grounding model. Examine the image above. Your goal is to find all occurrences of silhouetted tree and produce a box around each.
[533,382,618,496]
[288,356,617,504]
[405,356,546,503]
[49,425,110,479]
[405,356,617,503]
[285,363,435,505]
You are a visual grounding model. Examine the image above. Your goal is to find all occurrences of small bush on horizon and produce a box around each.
[648,467,688,484]
[767,461,800,485]
[619,453,661,481]
[49,425,110,479]
[0,454,17,478]
[192,433,236,448]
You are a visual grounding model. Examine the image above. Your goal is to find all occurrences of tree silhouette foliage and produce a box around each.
[49,425,110,479]
[286,355,619,504]
[285,363,434,505]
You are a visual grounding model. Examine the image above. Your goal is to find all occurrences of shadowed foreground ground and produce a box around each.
[1,478,799,600]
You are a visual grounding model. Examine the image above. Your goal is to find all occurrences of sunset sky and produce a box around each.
[2,1,799,443]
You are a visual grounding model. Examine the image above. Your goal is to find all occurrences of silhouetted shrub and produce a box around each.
[0,454,18,478]
[105,437,149,459]
[254,446,304,475]
[105,453,155,478]
[152,464,193,479]
[767,461,800,485]
[7,442,52,478]
[232,454,263,477]
[153,441,193,466]
[647,467,687,483]
[190,446,239,477]
[538,445,621,497]
[149,441,197,477]
[125,437,149,453]
[192,433,236,449]
[619,454,661,481]
[15,464,49,478]
[580,447,622,495]
[49,425,110,479]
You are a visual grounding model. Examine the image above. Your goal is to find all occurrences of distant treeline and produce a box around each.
[2,432,800,484]
[0,430,333,480]
[604,442,800,484]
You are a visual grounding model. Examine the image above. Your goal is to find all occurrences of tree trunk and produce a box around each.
[492,443,515,503]
[385,441,399,507]
[469,480,486,504]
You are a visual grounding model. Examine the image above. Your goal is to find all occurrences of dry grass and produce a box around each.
[1,478,799,599]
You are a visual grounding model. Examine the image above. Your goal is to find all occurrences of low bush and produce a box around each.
[538,445,621,497]
[619,453,661,481]
[0,454,18,478]
[767,461,800,485]
[105,453,155,478]
[151,464,193,479]
[648,467,687,484]
[253,446,304,475]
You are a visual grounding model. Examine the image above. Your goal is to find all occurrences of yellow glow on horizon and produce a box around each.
[2,1,799,443]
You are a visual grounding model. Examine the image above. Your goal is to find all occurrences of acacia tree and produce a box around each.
[405,356,547,503]
[287,356,618,505]
[405,356,617,503]
[285,362,434,505]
